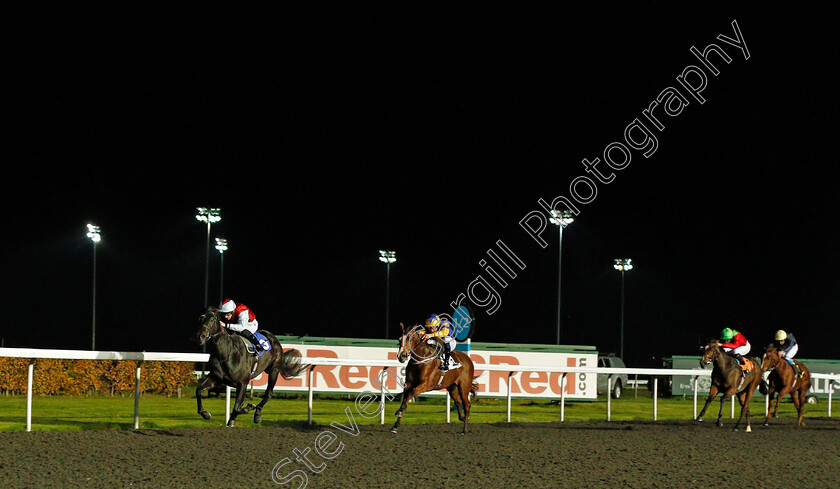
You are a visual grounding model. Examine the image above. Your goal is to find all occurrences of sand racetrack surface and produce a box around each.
[2,418,839,488]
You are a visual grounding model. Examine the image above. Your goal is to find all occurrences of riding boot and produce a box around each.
[440,350,450,371]
[240,329,263,354]
[793,362,803,378]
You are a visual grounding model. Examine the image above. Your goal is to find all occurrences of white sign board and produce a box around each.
[253,345,596,399]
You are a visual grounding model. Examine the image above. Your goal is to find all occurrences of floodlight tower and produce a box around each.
[86,224,101,350]
[195,207,221,308]
[379,250,397,339]
[549,210,574,345]
[613,258,634,360]
[215,238,228,303]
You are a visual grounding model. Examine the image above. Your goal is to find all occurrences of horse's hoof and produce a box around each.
[199,410,211,420]
[696,417,703,423]
[745,426,751,433]
[254,411,262,424]
[763,423,769,427]
[390,428,398,434]
[245,403,256,412]
[227,419,236,427]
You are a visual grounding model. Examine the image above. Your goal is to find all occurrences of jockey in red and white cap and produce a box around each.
[219,298,263,353]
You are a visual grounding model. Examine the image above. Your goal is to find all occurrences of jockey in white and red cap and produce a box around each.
[219,298,263,353]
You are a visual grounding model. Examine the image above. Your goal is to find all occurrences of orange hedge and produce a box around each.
[0,358,197,396]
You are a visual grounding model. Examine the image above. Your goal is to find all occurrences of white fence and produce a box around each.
[300,359,839,424]
[0,347,209,432]
[2,348,838,431]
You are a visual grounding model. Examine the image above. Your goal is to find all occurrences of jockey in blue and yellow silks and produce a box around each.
[423,314,461,371]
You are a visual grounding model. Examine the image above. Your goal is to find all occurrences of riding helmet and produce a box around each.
[720,327,734,340]
[775,329,787,341]
[219,299,236,313]
[426,314,441,328]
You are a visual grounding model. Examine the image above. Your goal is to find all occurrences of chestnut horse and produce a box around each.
[761,345,811,426]
[696,340,763,431]
[390,323,478,434]
[196,306,307,426]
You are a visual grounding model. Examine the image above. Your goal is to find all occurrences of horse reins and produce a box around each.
[402,325,439,365]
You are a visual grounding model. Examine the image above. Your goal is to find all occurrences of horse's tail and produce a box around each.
[279,348,308,380]
[469,375,479,400]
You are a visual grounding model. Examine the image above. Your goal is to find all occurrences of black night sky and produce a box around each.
[4,5,838,366]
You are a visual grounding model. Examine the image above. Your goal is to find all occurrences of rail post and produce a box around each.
[506,371,513,422]
[225,386,231,425]
[380,367,387,425]
[26,359,34,432]
[653,377,658,421]
[560,373,566,422]
[692,376,698,419]
[307,366,315,425]
[133,361,143,430]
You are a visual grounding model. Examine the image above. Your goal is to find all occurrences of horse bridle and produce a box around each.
[399,325,439,364]
[199,311,226,342]
[701,343,720,366]
[761,350,780,372]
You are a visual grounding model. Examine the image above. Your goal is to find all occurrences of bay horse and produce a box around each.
[761,344,811,427]
[390,323,478,434]
[196,306,307,426]
[696,340,763,431]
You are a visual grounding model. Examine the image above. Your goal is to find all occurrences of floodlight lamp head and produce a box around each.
[549,209,574,227]
[613,258,633,272]
[195,207,221,223]
[215,238,228,253]
[86,224,101,243]
[378,250,396,263]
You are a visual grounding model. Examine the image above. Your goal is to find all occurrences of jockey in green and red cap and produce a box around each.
[719,327,751,369]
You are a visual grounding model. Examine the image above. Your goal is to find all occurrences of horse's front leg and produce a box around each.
[772,389,783,419]
[764,388,775,426]
[196,375,217,420]
[226,382,249,427]
[716,390,733,428]
[391,385,420,434]
[697,385,719,422]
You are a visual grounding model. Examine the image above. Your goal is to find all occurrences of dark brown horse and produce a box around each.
[761,345,811,427]
[196,306,307,426]
[390,323,478,434]
[696,340,763,431]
